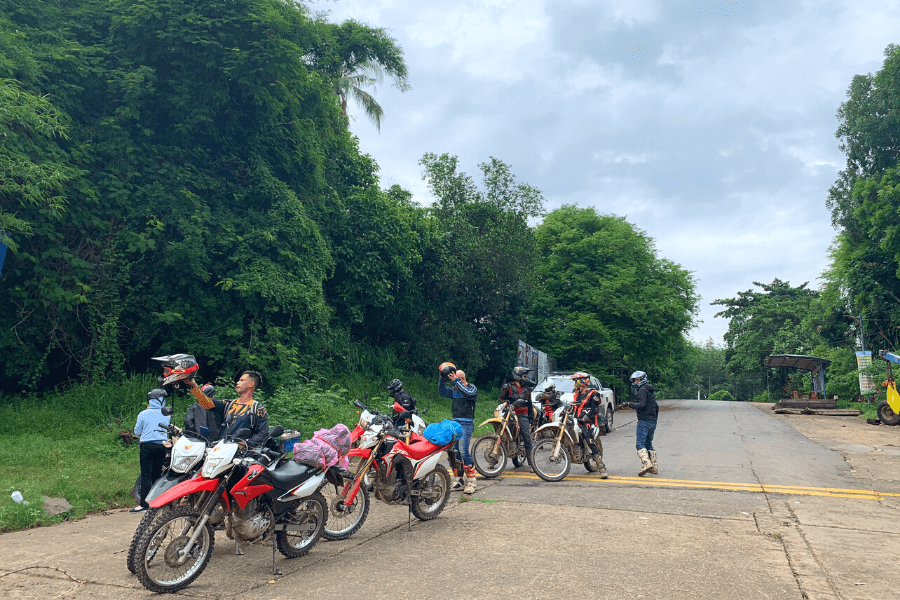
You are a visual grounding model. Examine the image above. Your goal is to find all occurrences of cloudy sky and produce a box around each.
[312,0,900,345]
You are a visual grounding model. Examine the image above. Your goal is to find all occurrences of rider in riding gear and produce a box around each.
[571,373,609,479]
[499,366,536,471]
[438,363,479,494]
[186,371,270,447]
[184,384,225,442]
[626,370,658,476]
[386,378,418,427]
[537,382,562,427]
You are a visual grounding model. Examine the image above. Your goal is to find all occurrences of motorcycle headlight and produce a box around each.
[201,457,224,478]
[171,453,198,473]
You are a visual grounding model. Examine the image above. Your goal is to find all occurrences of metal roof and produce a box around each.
[764,354,831,372]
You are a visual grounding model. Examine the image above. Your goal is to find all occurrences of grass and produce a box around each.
[0,371,501,532]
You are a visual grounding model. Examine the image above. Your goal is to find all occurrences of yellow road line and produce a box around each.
[498,473,890,500]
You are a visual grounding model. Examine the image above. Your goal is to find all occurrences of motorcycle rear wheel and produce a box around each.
[411,464,451,521]
[276,491,327,558]
[135,506,214,593]
[321,480,370,541]
[472,435,506,478]
[530,439,571,482]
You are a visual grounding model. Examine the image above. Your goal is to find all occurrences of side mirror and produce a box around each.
[354,399,366,411]
[421,407,429,416]
[269,425,284,438]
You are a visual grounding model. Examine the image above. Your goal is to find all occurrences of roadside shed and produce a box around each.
[765,354,836,410]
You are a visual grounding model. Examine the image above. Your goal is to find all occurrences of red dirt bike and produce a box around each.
[320,399,455,541]
[132,425,339,593]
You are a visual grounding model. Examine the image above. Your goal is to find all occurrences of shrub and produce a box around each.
[707,389,735,401]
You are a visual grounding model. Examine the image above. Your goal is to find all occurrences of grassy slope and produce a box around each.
[0,372,500,532]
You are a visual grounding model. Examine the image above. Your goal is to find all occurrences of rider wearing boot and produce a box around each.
[625,370,658,476]
[499,366,536,471]
[571,373,609,479]
[386,378,417,427]
[438,363,479,494]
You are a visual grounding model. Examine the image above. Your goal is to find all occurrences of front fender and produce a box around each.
[534,423,576,445]
[478,417,503,428]
[348,447,372,459]
[149,474,226,510]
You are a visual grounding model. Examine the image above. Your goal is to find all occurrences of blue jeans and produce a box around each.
[453,418,474,467]
[635,420,657,451]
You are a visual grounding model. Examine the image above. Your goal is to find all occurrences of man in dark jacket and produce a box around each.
[438,362,479,494]
[185,371,270,447]
[184,384,225,442]
[625,370,659,476]
[499,366,536,471]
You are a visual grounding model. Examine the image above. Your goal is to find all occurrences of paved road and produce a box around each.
[2,401,899,599]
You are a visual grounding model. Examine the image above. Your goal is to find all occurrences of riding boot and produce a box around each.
[649,450,659,474]
[637,448,653,476]
[463,466,478,494]
[593,452,609,479]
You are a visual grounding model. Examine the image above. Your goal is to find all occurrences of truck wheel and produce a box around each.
[877,401,900,426]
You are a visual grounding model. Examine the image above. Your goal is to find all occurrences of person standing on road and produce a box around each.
[438,362,479,494]
[499,366,536,471]
[625,370,658,476]
[183,384,224,442]
[572,373,609,479]
[132,388,171,512]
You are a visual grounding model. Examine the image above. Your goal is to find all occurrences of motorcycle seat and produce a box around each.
[396,434,444,460]
[267,460,319,490]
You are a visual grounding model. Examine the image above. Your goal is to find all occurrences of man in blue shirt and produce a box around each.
[132,388,171,512]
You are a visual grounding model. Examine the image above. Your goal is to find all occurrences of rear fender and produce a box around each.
[149,475,227,510]
[278,472,326,502]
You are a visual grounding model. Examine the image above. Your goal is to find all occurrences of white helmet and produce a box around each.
[630,371,647,388]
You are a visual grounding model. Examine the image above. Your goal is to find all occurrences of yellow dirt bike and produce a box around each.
[471,400,537,478]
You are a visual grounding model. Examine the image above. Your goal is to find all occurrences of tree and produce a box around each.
[526,206,698,386]
[712,279,821,398]
[310,19,410,131]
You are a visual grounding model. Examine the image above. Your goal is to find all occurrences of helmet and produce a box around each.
[385,379,403,394]
[201,383,216,398]
[438,362,457,382]
[147,388,168,402]
[151,354,199,386]
[630,371,648,388]
[511,366,532,382]
[571,372,590,390]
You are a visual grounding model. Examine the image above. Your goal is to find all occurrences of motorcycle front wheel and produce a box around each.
[321,480,370,541]
[411,464,451,520]
[472,435,506,478]
[135,506,214,593]
[276,491,327,558]
[530,439,571,482]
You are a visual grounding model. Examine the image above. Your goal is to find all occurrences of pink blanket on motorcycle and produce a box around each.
[292,423,351,470]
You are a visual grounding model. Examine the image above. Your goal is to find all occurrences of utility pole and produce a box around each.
[844,314,866,351]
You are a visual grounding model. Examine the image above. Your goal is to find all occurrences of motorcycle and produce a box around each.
[127,424,210,574]
[321,399,453,541]
[471,399,536,478]
[529,401,605,482]
[132,425,331,593]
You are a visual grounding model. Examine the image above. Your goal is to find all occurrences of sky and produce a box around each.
[311,0,900,346]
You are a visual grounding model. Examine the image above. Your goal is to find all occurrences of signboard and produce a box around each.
[856,351,876,395]
[516,340,556,384]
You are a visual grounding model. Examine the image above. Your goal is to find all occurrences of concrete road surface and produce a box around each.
[2,400,899,599]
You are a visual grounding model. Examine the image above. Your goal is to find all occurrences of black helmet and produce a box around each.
[201,383,216,398]
[151,353,199,386]
[511,366,532,382]
[385,379,403,394]
[438,362,457,382]
[147,388,168,402]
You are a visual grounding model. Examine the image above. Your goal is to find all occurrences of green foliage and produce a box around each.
[707,389,735,401]
[526,206,698,385]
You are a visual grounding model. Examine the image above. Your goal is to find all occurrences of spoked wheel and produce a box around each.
[512,447,527,468]
[135,506,214,593]
[584,456,601,472]
[411,464,451,520]
[877,400,900,426]
[472,435,506,478]
[348,457,375,492]
[127,508,160,574]
[530,438,572,482]
[275,492,327,558]
[321,480,369,541]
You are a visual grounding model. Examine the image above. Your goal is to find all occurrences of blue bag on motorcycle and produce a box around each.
[423,419,463,445]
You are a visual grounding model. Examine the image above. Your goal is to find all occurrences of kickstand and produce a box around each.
[272,532,282,576]
[407,503,412,531]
